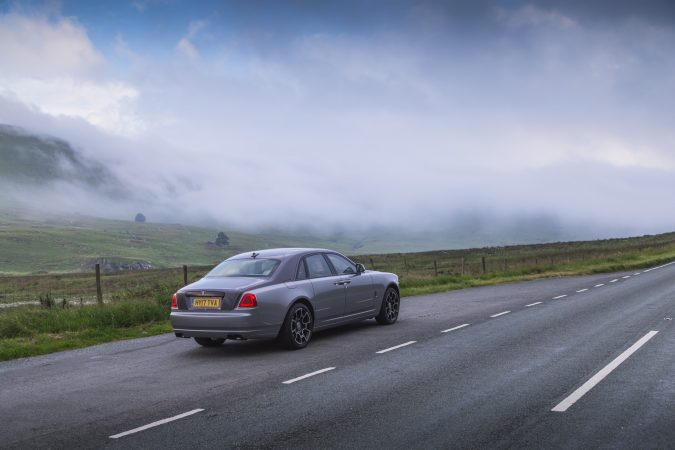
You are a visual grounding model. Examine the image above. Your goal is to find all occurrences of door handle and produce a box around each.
[334,280,352,285]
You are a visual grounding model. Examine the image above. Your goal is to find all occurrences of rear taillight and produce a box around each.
[239,292,257,308]
[171,293,177,309]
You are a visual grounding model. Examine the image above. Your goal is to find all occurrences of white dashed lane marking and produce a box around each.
[610,279,619,283]
[553,295,567,299]
[594,284,604,287]
[109,409,205,439]
[490,311,511,318]
[441,324,470,333]
[282,367,336,384]
[525,302,542,307]
[376,341,416,354]
[576,289,588,293]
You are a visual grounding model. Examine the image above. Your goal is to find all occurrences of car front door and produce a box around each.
[305,254,346,325]
[325,253,376,316]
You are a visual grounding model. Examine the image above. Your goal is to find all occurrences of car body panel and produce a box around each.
[170,248,399,342]
[309,275,347,324]
[343,273,376,315]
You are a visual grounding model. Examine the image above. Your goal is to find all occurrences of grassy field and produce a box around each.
[0,208,374,274]
[0,207,455,275]
[2,230,675,360]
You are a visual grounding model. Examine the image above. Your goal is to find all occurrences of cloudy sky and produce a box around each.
[1,0,674,236]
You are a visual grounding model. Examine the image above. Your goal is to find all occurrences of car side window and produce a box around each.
[296,260,308,280]
[326,253,356,275]
[305,254,333,278]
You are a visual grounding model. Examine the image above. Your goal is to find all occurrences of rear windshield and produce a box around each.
[207,258,280,277]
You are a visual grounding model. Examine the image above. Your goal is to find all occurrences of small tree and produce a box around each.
[134,213,146,223]
[215,232,229,247]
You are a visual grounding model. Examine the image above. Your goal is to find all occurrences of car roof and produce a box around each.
[228,248,334,260]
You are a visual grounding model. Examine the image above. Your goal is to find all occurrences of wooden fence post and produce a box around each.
[95,263,103,305]
[183,265,188,285]
[482,256,486,274]
[461,257,465,276]
[369,258,375,270]
[403,256,408,273]
[434,260,438,276]
[503,258,507,272]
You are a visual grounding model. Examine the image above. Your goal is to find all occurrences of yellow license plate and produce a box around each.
[192,297,221,308]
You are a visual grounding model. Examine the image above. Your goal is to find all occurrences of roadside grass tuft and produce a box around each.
[38,293,54,309]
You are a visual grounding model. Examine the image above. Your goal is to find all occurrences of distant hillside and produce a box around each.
[0,124,126,196]
[0,208,383,274]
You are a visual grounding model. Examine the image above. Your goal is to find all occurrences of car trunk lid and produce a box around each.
[178,277,267,311]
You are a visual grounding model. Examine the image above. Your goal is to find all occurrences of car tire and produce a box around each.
[375,287,400,325]
[279,303,314,350]
[194,337,225,347]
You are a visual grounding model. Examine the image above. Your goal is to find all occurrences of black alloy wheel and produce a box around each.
[375,287,400,325]
[280,303,314,350]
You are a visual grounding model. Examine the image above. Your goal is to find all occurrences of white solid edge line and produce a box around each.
[376,341,416,354]
[576,288,588,293]
[553,295,567,299]
[490,311,511,318]
[441,324,470,333]
[109,409,204,439]
[525,302,542,307]
[282,367,336,384]
[551,330,659,413]
[594,284,604,287]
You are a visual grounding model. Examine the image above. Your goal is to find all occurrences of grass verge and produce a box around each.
[398,250,675,297]
[0,284,175,361]
[0,322,171,362]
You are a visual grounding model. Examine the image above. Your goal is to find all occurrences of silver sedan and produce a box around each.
[170,248,400,349]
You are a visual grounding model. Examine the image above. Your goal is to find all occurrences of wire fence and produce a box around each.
[0,264,212,309]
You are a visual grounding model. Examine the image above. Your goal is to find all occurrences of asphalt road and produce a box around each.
[1,262,674,449]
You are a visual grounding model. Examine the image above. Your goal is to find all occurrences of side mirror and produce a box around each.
[355,263,366,274]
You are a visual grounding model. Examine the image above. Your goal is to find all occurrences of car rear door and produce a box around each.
[304,254,346,325]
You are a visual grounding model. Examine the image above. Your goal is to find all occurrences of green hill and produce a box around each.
[0,208,381,274]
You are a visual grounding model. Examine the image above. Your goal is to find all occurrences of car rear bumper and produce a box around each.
[170,310,281,340]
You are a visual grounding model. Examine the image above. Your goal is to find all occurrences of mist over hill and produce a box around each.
[0,123,154,221]
[0,124,125,194]
[0,123,653,250]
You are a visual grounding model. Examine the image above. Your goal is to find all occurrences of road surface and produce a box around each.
[1,262,673,449]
